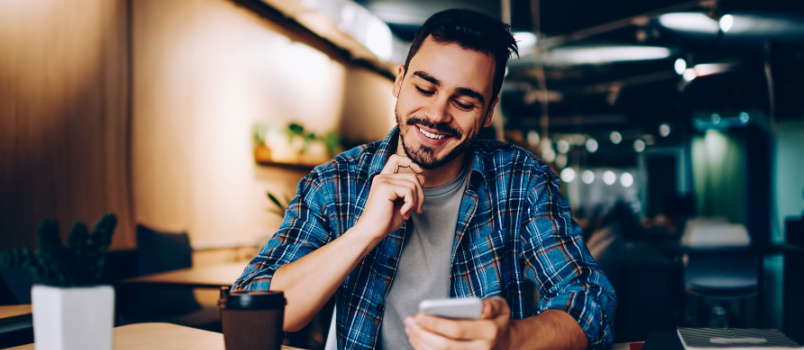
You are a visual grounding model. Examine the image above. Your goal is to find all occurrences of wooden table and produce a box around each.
[6,317,644,350]
[8,322,303,350]
[118,263,248,289]
[0,304,33,336]
[0,305,32,322]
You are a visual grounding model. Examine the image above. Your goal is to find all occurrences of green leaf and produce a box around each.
[288,123,304,135]
[267,192,284,209]
[67,222,89,253]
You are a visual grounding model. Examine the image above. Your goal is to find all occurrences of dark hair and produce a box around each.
[403,9,519,104]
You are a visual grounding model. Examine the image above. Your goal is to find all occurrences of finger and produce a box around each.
[381,171,425,214]
[381,155,410,175]
[382,155,425,175]
[407,320,486,350]
[481,297,509,319]
[380,177,421,218]
[394,155,424,174]
[413,314,495,341]
[406,317,459,350]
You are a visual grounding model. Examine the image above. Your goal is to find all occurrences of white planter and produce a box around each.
[31,284,114,350]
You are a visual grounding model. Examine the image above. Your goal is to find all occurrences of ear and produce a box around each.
[483,97,498,128]
[392,64,405,97]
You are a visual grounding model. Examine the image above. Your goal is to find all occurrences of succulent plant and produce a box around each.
[0,214,117,286]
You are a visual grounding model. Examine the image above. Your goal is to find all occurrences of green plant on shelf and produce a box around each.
[254,122,341,165]
[267,192,292,218]
[0,214,117,286]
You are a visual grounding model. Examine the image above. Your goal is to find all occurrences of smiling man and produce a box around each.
[234,9,616,350]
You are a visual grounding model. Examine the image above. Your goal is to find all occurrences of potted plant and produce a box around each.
[0,214,117,350]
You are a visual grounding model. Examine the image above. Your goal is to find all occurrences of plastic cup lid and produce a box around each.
[222,290,285,309]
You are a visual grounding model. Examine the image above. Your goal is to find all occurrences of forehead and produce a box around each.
[406,36,496,98]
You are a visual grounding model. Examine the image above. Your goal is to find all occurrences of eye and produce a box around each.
[454,100,474,110]
[415,86,434,95]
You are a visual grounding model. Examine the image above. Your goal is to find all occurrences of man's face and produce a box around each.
[392,36,498,170]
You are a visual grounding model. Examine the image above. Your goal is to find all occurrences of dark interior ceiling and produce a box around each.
[354,0,804,140]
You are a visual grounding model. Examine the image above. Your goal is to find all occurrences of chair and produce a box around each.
[123,224,220,331]
[681,221,759,327]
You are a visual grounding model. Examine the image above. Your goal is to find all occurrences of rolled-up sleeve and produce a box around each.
[520,170,616,349]
[233,171,333,291]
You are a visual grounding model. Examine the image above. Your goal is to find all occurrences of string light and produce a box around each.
[634,139,646,152]
[586,138,599,153]
[620,172,634,187]
[560,167,576,183]
[582,170,595,184]
[603,171,616,185]
[659,123,671,137]
[610,131,622,144]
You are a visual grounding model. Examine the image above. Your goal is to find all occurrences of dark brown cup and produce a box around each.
[219,287,285,350]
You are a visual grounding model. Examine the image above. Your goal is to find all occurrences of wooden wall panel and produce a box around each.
[0,0,134,250]
[131,0,394,249]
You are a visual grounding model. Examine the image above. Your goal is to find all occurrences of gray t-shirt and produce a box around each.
[379,166,470,350]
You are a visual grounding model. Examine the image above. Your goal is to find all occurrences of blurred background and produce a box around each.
[1,0,803,346]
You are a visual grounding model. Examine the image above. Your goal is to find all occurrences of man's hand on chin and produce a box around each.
[404,297,513,350]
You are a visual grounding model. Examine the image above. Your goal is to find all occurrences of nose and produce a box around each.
[423,95,451,124]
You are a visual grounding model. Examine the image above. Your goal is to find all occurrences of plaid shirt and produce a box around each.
[234,128,616,349]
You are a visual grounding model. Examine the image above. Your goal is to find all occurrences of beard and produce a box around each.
[395,110,477,170]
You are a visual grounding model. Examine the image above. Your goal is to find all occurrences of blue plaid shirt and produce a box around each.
[234,128,616,349]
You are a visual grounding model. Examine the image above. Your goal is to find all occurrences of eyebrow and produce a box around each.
[412,70,486,106]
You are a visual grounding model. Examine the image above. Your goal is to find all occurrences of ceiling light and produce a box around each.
[545,45,673,65]
[692,62,737,77]
[739,112,750,124]
[527,130,540,147]
[719,14,734,33]
[683,68,697,82]
[542,148,556,162]
[674,58,687,75]
[557,140,570,154]
[711,113,721,124]
[658,12,719,34]
[555,154,568,169]
[659,123,671,137]
[540,140,556,162]
[514,32,537,51]
[585,138,599,153]
[560,167,576,183]
[620,172,634,187]
[634,139,646,152]
[603,171,616,185]
[582,170,595,184]
[610,131,622,144]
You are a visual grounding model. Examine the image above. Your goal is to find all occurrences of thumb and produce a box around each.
[481,297,508,319]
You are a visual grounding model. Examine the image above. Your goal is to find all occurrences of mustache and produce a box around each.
[406,116,462,138]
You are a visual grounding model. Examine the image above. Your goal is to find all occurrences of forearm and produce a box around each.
[508,309,588,350]
[269,223,383,332]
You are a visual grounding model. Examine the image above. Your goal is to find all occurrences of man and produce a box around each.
[234,9,616,350]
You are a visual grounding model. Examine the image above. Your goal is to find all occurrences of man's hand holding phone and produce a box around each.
[405,297,514,350]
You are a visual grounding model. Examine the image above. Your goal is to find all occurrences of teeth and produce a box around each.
[419,127,446,139]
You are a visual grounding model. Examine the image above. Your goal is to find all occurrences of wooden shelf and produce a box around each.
[255,159,315,172]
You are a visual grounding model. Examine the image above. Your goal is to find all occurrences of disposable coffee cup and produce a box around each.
[219,286,285,350]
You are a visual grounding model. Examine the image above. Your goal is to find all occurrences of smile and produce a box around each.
[418,126,447,140]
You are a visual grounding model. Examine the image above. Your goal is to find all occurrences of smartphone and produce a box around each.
[418,297,483,320]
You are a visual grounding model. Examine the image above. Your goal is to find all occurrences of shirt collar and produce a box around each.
[367,126,400,177]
